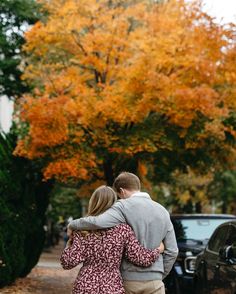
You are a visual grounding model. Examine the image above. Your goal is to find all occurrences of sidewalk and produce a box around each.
[0,241,79,294]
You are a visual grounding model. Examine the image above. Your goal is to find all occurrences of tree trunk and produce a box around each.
[103,157,114,186]
[195,201,202,213]
[221,201,227,213]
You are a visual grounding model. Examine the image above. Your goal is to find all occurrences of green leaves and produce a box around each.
[0,0,41,98]
[0,131,52,286]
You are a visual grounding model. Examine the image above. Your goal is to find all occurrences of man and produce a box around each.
[68,172,178,294]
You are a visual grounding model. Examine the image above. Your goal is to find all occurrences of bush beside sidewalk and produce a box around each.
[0,133,52,287]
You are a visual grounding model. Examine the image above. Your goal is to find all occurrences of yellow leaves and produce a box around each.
[14,0,236,183]
[42,151,97,183]
[64,99,81,120]
[109,138,158,156]
[14,95,70,160]
[179,191,191,205]
[13,139,44,159]
[179,190,206,205]
[204,121,226,140]
[171,168,213,207]
[138,161,148,177]
[44,159,88,182]
[166,86,225,128]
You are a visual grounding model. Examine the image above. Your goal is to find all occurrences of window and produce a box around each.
[172,218,233,241]
[225,225,236,246]
[208,226,229,253]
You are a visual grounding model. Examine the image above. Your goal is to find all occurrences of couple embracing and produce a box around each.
[60,172,178,294]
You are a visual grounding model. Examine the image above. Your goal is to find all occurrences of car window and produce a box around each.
[171,218,233,241]
[208,226,229,253]
[226,225,236,246]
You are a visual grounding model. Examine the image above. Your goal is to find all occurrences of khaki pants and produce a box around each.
[124,280,165,294]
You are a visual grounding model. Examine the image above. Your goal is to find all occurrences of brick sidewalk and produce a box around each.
[0,241,79,294]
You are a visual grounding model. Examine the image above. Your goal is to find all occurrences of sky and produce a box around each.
[202,0,236,24]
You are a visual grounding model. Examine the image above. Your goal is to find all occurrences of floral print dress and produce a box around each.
[60,224,160,294]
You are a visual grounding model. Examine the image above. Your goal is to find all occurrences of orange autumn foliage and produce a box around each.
[14,0,236,183]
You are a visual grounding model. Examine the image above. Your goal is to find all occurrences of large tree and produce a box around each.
[14,0,236,187]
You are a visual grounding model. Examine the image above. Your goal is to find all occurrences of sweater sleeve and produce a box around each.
[60,232,86,270]
[68,201,126,230]
[122,224,160,267]
[162,222,179,278]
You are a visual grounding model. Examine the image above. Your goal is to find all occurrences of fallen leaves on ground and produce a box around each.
[1,266,78,294]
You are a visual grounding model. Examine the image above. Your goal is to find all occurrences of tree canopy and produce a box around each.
[14,0,236,187]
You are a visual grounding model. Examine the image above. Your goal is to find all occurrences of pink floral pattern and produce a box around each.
[60,224,160,294]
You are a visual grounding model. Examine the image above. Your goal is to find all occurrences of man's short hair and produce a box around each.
[113,172,141,192]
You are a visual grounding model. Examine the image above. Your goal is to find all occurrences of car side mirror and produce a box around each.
[219,245,236,264]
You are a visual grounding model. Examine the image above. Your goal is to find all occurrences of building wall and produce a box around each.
[0,96,13,133]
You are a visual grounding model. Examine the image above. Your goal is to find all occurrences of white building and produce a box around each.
[0,96,14,133]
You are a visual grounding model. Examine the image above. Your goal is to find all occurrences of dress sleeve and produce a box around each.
[123,225,160,267]
[60,232,86,270]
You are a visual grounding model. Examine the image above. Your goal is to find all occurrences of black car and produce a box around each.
[164,214,236,294]
[194,220,236,294]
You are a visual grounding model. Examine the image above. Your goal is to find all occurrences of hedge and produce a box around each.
[0,132,52,287]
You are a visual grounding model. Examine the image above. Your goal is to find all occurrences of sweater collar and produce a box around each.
[130,192,151,199]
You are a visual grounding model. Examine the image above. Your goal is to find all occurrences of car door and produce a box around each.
[213,224,236,294]
[204,224,229,293]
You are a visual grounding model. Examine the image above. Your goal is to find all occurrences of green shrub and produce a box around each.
[0,133,52,286]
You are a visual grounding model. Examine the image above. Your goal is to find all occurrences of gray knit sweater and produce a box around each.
[69,192,178,281]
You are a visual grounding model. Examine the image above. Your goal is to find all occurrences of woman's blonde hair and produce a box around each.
[87,185,117,216]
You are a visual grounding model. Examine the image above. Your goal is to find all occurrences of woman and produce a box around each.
[60,185,164,294]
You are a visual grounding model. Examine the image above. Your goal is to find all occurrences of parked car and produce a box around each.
[164,214,236,294]
[194,220,236,294]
